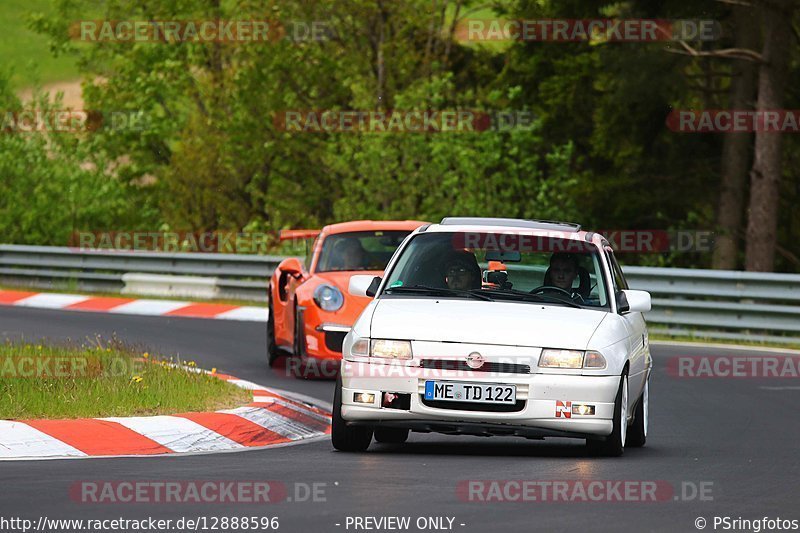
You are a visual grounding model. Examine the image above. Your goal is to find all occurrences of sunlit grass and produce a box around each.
[0,339,251,419]
[0,0,81,88]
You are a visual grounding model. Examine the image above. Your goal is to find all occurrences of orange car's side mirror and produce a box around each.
[279,257,305,278]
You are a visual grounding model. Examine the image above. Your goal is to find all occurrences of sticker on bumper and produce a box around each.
[555,400,572,418]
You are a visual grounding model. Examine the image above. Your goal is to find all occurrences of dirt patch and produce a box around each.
[18,79,84,109]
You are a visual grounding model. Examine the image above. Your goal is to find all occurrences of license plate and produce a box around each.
[424,381,516,404]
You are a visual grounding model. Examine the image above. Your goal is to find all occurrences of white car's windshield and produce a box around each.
[382,231,610,309]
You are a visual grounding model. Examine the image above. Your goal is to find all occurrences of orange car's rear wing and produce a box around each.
[279,229,320,241]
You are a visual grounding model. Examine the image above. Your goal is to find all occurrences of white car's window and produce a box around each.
[383,231,610,309]
[605,249,629,291]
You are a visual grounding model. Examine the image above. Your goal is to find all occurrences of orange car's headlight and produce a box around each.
[313,284,344,311]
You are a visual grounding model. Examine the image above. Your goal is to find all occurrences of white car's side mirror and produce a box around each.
[349,275,381,297]
[620,289,651,313]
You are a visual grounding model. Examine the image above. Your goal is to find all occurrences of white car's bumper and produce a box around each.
[340,361,620,438]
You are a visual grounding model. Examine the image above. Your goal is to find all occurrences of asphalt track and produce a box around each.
[1,306,798,533]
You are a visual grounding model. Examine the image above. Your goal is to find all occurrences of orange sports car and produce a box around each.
[267,220,427,377]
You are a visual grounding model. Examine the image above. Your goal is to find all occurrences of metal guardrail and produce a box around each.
[623,266,800,343]
[0,245,285,302]
[1,245,799,343]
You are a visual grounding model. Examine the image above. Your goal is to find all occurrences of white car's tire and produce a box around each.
[627,377,648,447]
[331,378,373,452]
[586,371,628,457]
[374,428,409,444]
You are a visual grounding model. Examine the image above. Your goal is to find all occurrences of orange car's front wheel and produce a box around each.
[291,306,311,379]
[266,289,281,367]
[291,306,333,380]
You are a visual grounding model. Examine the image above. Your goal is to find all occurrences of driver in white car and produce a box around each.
[443,251,482,290]
[546,252,579,291]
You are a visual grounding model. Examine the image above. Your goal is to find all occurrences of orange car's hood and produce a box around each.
[313,270,382,292]
[311,270,381,322]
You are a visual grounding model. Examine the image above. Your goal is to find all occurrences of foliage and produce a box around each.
[0,73,160,245]
[3,0,798,270]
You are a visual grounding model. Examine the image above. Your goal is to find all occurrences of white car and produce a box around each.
[332,217,652,456]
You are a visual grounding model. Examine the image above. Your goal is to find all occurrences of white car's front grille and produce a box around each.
[418,359,531,374]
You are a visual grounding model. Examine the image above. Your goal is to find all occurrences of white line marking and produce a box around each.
[14,293,89,309]
[228,379,264,390]
[251,396,332,423]
[0,376,329,461]
[101,415,244,453]
[0,421,87,459]
[219,406,323,441]
[214,307,269,322]
[0,434,329,461]
[110,300,191,315]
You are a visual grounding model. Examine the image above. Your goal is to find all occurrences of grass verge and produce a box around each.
[0,339,252,419]
[0,0,80,88]
[649,332,800,351]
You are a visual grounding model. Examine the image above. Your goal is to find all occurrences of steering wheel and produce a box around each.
[530,286,573,297]
[532,285,586,303]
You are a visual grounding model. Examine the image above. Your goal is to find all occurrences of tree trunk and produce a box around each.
[711,5,759,270]
[744,0,793,271]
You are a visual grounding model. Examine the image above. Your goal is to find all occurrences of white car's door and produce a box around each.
[606,249,649,404]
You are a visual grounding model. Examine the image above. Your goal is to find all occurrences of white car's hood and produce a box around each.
[369,298,608,350]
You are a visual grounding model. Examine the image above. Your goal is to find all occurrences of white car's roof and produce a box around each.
[418,218,609,248]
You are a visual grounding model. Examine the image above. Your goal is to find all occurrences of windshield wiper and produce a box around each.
[479,288,586,309]
[384,285,494,302]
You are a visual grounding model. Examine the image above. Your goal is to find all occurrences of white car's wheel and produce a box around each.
[627,377,648,447]
[374,427,409,444]
[331,378,372,452]
[587,371,628,457]
[621,377,628,443]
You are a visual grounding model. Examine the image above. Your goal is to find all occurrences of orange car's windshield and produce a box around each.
[316,231,410,272]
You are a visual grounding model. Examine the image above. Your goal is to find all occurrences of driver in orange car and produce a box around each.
[329,238,368,271]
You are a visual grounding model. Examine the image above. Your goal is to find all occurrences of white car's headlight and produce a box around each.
[539,349,607,369]
[539,349,584,368]
[370,339,413,360]
[313,284,344,311]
